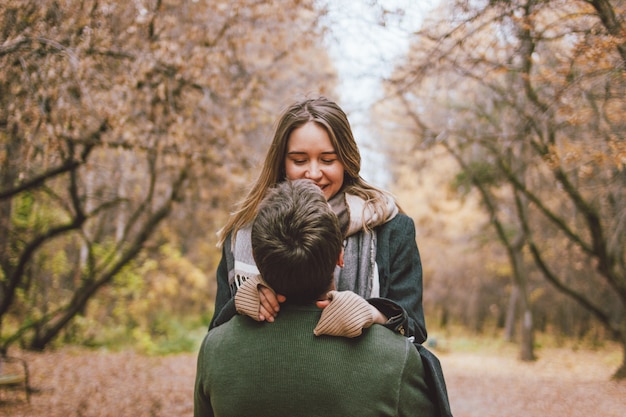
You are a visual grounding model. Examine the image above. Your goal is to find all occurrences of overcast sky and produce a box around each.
[323,0,439,186]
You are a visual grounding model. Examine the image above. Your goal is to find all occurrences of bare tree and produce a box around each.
[384,0,626,378]
[0,0,336,351]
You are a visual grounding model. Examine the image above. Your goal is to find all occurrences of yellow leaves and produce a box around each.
[545,136,625,179]
[482,259,512,280]
[604,98,626,125]
[131,327,159,354]
[545,141,580,171]
[608,139,626,170]
[578,164,594,180]
[559,106,594,126]
[528,287,545,305]
[150,273,179,298]
[544,144,561,170]
[108,242,211,325]
[561,142,583,165]
[49,250,70,277]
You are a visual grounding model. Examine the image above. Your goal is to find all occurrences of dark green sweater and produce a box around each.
[194,305,435,417]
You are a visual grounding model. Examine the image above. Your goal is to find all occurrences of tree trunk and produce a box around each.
[504,284,519,342]
[0,130,21,332]
[520,309,535,361]
[513,246,535,361]
[614,325,626,380]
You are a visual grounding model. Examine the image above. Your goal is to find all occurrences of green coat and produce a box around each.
[194,305,436,417]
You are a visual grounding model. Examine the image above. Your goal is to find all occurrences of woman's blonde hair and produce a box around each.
[217,96,399,247]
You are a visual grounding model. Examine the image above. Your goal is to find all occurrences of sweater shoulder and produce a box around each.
[366,324,413,354]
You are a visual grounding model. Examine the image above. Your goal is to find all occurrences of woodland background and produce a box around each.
[0,0,625,402]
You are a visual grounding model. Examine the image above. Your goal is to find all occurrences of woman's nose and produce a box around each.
[305,163,322,180]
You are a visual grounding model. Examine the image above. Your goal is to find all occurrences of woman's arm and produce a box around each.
[376,214,428,343]
[208,246,236,330]
[209,234,284,329]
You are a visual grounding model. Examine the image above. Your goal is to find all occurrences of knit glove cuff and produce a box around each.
[313,291,376,337]
[234,275,273,320]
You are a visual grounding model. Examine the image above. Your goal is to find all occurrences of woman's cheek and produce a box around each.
[285,164,305,180]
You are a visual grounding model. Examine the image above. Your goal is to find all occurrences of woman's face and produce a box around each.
[284,122,345,201]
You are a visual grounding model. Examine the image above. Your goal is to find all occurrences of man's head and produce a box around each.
[251,179,342,305]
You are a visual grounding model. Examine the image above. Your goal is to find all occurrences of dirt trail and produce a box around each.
[440,347,626,417]
[1,345,625,416]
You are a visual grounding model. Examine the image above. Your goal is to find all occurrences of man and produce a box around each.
[194,179,436,417]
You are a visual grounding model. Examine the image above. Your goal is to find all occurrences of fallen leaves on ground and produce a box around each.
[1,344,625,417]
[441,346,626,417]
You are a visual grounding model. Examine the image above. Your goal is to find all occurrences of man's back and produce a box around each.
[194,305,436,417]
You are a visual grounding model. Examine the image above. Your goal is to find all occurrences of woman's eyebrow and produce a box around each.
[286,150,336,155]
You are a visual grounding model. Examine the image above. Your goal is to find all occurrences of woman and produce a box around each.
[210,96,426,341]
[209,96,452,417]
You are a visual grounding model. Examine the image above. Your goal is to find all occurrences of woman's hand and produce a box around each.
[235,275,285,322]
[313,291,388,337]
[316,296,387,324]
[258,286,286,322]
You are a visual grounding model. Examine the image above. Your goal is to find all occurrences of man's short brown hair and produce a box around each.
[251,179,342,305]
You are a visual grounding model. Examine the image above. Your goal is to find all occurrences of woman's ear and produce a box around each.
[337,247,344,268]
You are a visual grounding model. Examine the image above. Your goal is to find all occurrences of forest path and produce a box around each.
[1,343,624,416]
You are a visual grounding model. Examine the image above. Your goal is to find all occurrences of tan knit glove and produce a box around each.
[234,275,274,320]
[313,291,376,337]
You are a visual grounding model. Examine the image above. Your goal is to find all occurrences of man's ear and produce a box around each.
[337,247,344,268]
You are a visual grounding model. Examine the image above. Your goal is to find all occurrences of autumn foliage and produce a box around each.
[377,0,626,378]
[0,0,336,352]
[1,0,625,383]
